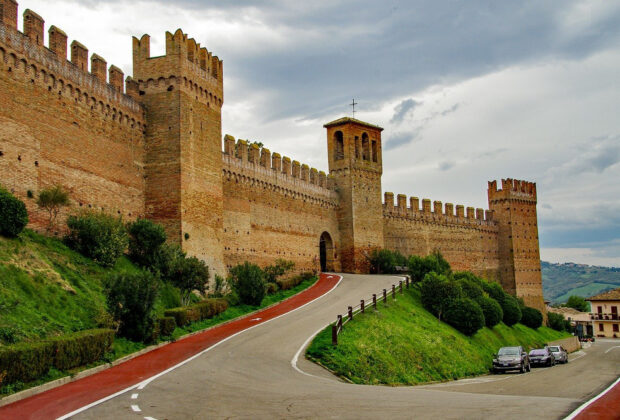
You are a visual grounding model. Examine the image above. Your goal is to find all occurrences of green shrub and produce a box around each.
[264,259,295,283]
[566,295,589,312]
[229,262,266,306]
[547,312,571,332]
[66,211,128,267]
[476,295,503,327]
[501,294,522,326]
[419,272,462,320]
[408,251,451,282]
[105,271,159,342]
[167,254,210,306]
[163,308,193,327]
[48,329,114,371]
[454,275,485,300]
[0,187,28,237]
[369,249,397,274]
[163,298,228,327]
[36,185,70,230]
[127,218,167,268]
[483,281,505,305]
[157,317,177,337]
[443,298,485,336]
[0,329,114,385]
[521,307,543,329]
[266,282,278,294]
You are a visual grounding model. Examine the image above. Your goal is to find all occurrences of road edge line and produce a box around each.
[563,376,620,420]
[56,273,343,420]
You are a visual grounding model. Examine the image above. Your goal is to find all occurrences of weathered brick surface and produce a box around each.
[0,3,544,309]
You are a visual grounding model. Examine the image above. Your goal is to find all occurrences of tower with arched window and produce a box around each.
[324,117,384,273]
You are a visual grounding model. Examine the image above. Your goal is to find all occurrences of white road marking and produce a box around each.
[144,417,158,420]
[57,274,343,420]
[564,376,620,420]
[250,317,262,321]
[131,393,139,399]
[604,345,620,354]
[131,404,141,412]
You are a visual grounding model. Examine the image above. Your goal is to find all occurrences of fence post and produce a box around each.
[337,314,342,329]
[361,300,365,313]
[399,280,403,294]
[406,277,410,288]
[373,294,377,309]
[392,284,396,299]
[383,289,387,304]
[348,306,353,321]
[332,324,338,345]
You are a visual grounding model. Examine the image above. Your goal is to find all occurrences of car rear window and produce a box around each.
[529,349,547,355]
[498,347,519,356]
[548,346,560,352]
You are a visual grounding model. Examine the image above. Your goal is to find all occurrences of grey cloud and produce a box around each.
[551,135,620,176]
[390,99,421,124]
[440,103,460,116]
[438,161,456,171]
[385,131,421,150]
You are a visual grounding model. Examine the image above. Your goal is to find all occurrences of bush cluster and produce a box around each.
[276,271,314,291]
[154,316,177,338]
[476,295,503,328]
[368,249,407,274]
[229,262,266,306]
[66,211,128,267]
[521,306,543,329]
[547,312,572,332]
[0,187,28,237]
[501,295,522,326]
[0,329,114,385]
[163,298,228,327]
[443,298,485,336]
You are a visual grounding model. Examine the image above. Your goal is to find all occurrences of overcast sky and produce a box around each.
[20,0,620,266]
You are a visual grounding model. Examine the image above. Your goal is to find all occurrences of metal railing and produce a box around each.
[590,313,619,321]
[331,276,410,345]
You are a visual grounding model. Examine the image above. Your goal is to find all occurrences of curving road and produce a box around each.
[73,274,620,420]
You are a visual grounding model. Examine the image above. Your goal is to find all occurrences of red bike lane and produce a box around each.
[0,273,341,420]
[574,378,620,420]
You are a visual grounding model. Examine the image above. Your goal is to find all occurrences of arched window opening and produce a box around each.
[355,136,360,159]
[362,133,370,160]
[334,131,344,160]
[371,140,378,162]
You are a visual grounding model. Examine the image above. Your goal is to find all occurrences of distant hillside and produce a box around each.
[541,261,620,304]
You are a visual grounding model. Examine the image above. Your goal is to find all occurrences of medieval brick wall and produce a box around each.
[0,17,145,232]
[221,136,341,274]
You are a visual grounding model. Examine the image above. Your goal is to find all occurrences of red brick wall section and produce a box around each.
[0,19,146,233]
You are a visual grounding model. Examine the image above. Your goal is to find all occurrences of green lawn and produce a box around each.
[307,288,569,386]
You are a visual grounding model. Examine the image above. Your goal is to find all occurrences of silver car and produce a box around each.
[547,345,568,364]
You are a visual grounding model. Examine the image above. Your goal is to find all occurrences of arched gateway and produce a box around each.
[319,232,334,272]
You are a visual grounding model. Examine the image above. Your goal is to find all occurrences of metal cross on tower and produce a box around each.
[350,98,358,118]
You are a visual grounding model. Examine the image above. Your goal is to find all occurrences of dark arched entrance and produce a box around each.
[319,232,334,272]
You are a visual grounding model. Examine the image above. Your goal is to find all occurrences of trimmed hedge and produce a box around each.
[0,329,114,385]
[521,306,543,329]
[0,187,28,237]
[164,298,228,327]
[476,295,503,328]
[443,297,485,336]
[501,295,522,326]
[276,272,315,291]
[157,316,177,337]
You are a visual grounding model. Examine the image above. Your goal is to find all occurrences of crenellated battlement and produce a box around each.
[488,178,537,203]
[132,29,223,108]
[0,1,145,126]
[382,191,496,228]
[221,134,337,207]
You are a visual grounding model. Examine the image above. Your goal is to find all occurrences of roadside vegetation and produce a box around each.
[0,186,316,396]
[306,249,569,385]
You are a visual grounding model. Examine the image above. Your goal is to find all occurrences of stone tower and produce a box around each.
[324,118,384,273]
[132,30,226,275]
[488,179,545,312]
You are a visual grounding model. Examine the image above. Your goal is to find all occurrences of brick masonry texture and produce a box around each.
[0,1,544,312]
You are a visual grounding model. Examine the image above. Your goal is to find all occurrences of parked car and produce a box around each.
[492,346,531,373]
[547,345,568,364]
[529,348,556,367]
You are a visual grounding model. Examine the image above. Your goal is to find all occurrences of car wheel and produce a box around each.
[526,362,531,372]
[520,363,525,373]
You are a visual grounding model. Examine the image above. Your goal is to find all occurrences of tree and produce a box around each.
[264,259,295,283]
[477,295,503,328]
[36,185,70,231]
[105,271,159,342]
[443,298,485,336]
[369,249,397,274]
[483,281,505,305]
[419,272,462,320]
[65,211,128,267]
[521,306,543,329]
[548,312,572,332]
[229,262,266,306]
[565,295,589,312]
[0,187,28,237]
[127,218,167,268]
[501,294,522,326]
[168,256,210,305]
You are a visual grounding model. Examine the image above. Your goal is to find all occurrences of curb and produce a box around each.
[0,276,320,409]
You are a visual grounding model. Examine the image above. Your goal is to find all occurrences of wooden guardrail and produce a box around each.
[331,276,409,345]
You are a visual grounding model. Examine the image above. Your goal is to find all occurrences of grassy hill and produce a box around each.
[307,287,568,385]
[542,261,620,304]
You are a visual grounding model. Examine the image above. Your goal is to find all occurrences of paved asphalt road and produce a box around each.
[74,274,620,420]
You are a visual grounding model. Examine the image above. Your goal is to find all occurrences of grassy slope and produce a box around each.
[0,230,142,342]
[542,261,620,303]
[307,288,569,386]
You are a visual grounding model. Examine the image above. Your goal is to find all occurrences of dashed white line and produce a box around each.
[131,393,139,400]
[131,404,141,412]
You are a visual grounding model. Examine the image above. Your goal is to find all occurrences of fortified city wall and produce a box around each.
[222,135,341,273]
[0,4,146,230]
[383,193,501,281]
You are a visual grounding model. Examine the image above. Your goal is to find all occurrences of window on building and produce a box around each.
[371,140,377,163]
[599,323,604,332]
[613,324,619,333]
[355,136,360,159]
[334,131,344,160]
[362,133,369,160]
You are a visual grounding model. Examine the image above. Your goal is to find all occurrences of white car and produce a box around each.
[547,345,568,364]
